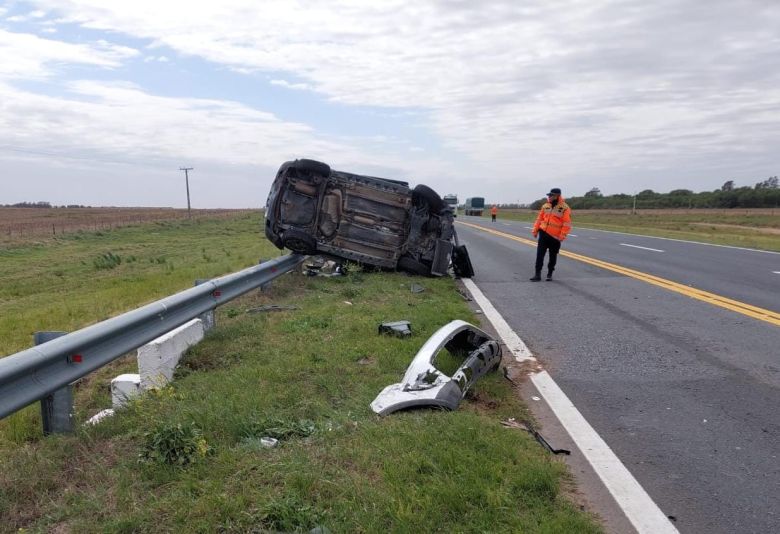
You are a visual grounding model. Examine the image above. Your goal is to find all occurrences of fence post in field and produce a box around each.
[34,331,74,435]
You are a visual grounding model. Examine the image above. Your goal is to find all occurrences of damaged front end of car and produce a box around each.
[371,320,502,416]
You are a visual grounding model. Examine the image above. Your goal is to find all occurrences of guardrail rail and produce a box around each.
[0,254,304,430]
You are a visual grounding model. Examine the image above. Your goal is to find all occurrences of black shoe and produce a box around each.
[530,274,542,282]
[546,273,553,281]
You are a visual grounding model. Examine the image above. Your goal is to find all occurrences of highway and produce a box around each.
[456,216,780,534]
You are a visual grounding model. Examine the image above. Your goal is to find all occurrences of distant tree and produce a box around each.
[755,176,779,190]
[721,180,735,192]
[10,201,52,208]
[669,189,693,195]
[637,189,656,198]
[584,187,603,198]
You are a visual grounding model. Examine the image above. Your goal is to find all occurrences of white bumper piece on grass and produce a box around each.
[371,320,501,415]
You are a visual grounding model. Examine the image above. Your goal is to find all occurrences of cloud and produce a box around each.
[0,76,464,206]
[0,29,139,80]
[4,0,779,202]
[270,79,312,91]
[0,79,344,165]
[142,54,169,63]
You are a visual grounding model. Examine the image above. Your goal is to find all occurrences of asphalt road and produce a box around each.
[456,216,780,534]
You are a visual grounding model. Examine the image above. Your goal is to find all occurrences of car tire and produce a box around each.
[397,255,431,276]
[452,245,474,278]
[282,229,317,254]
[293,159,331,177]
[412,184,445,213]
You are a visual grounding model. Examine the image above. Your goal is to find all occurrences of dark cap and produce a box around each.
[547,188,561,196]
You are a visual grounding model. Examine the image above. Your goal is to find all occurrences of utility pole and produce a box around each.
[179,167,193,218]
[632,193,637,215]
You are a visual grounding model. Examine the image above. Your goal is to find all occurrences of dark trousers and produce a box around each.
[535,230,561,275]
[491,214,496,222]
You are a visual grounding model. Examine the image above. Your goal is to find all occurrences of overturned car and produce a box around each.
[264,159,473,277]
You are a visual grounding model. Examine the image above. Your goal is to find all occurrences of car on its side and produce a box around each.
[264,159,473,277]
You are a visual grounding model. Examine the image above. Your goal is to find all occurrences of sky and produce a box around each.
[0,0,778,208]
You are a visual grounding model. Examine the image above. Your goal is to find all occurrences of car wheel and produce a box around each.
[397,255,431,276]
[412,184,446,213]
[282,229,317,254]
[293,159,331,177]
[452,245,474,278]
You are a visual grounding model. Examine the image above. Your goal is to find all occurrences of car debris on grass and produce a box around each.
[371,320,502,415]
[378,320,412,338]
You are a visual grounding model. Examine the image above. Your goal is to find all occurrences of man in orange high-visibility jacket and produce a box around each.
[490,205,498,222]
[530,188,572,281]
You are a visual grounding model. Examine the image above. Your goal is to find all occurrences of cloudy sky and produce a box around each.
[1,0,778,208]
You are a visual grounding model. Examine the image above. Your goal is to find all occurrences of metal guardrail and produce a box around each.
[0,254,304,421]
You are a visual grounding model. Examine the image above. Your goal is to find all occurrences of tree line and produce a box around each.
[1,202,90,208]
[528,177,779,210]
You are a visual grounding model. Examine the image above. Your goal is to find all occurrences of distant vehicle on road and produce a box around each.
[443,194,458,211]
[265,159,474,277]
[464,197,485,216]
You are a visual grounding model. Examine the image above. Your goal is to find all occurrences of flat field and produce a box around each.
[487,208,780,251]
[0,207,253,242]
[0,212,600,532]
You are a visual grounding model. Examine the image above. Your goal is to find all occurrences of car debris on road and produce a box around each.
[371,320,502,415]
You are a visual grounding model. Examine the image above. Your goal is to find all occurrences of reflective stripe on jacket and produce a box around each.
[532,197,572,240]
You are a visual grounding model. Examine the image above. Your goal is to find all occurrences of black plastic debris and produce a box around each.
[456,289,472,301]
[501,418,571,455]
[378,320,412,337]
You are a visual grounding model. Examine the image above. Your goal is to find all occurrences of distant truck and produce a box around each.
[443,194,458,213]
[464,197,485,216]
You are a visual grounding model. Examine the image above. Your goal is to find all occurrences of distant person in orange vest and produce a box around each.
[530,188,572,281]
[490,205,498,222]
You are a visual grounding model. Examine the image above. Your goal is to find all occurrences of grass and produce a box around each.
[0,212,280,444]
[0,215,601,532]
[484,209,780,251]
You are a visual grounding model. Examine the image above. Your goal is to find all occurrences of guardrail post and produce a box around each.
[257,258,272,292]
[194,279,216,332]
[34,331,74,435]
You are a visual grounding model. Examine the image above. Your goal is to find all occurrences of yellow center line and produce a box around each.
[458,220,780,327]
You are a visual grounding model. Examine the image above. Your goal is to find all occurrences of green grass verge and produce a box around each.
[479,210,780,252]
[0,212,280,444]
[0,216,601,532]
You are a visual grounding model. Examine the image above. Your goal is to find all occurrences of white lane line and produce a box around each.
[773,271,780,274]
[579,227,780,255]
[462,278,534,362]
[462,278,678,534]
[569,234,578,237]
[502,223,511,226]
[523,226,532,229]
[620,243,665,253]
